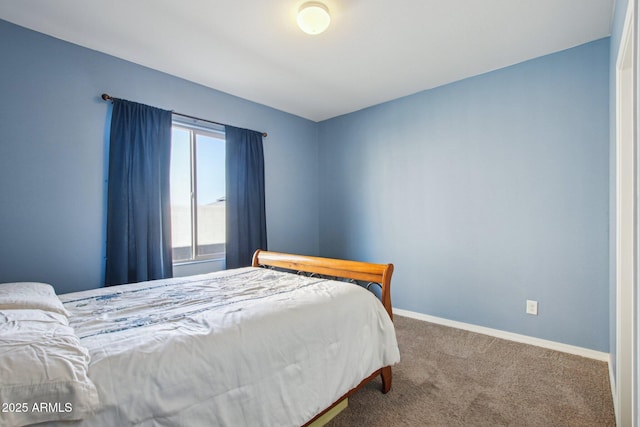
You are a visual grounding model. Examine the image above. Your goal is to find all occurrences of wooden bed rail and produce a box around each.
[252,250,394,321]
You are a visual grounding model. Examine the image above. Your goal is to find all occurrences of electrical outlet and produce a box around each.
[526,300,538,316]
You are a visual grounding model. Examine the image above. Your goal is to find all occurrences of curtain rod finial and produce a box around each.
[101,93,112,101]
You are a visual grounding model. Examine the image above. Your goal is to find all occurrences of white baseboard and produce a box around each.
[394,308,610,362]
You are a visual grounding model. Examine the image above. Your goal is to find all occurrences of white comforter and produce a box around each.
[56,267,400,427]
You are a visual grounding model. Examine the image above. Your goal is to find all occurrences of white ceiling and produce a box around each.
[0,0,613,122]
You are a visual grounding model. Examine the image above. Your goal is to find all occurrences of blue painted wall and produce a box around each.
[318,39,610,351]
[0,18,613,353]
[0,19,319,294]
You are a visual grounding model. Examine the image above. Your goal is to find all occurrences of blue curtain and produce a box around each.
[225,125,267,268]
[105,99,173,286]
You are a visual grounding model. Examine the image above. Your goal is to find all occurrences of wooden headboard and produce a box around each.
[252,250,394,320]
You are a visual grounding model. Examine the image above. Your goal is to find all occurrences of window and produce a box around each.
[170,121,225,263]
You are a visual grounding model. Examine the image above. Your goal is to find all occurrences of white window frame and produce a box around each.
[171,119,226,265]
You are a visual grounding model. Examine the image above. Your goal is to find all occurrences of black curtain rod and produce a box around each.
[101,93,267,138]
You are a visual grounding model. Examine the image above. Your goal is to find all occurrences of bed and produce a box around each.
[0,250,399,427]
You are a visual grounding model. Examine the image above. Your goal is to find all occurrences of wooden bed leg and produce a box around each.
[380,366,392,393]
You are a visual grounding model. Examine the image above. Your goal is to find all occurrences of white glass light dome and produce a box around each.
[297,2,331,35]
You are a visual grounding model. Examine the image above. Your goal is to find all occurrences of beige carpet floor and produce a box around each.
[327,315,615,427]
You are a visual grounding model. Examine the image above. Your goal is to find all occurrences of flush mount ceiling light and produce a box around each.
[297,2,331,35]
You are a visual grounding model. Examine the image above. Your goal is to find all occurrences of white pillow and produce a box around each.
[0,309,100,426]
[0,282,70,317]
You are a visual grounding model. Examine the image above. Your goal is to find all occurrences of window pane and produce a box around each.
[196,133,225,258]
[170,127,192,261]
